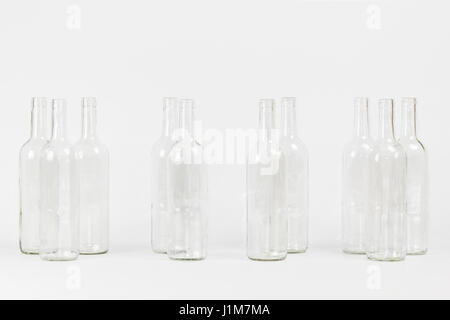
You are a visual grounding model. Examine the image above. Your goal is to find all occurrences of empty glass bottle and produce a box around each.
[73,97,109,255]
[40,99,79,261]
[399,98,428,255]
[366,99,407,262]
[247,99,287,261]
[341,97,373,254]
[279,97,309,253]
[151,97,178,253]
[19,97,49,254]
[167,99,208,260]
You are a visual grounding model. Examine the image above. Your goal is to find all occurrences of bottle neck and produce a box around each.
[51,102,67,141]
[82,105,97,139]
[378,101,395,140]
[354,103,369,138]
[281,99,297,138]
[178,101,194,138]
[401,100,417,138]
[162,98,178,137]
[259,100,276,142]
[31,103,47,139]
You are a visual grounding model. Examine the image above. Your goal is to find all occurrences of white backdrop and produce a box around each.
[0,0,449,299]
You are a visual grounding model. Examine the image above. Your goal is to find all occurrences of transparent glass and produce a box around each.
[73,97,109,255]
[40,99,79,261]
[247,99,287,261]
[279,98,309,253]
[366,99,407,262]
[399,98,428,255]
[19,97,49,254]
[167,99,208,260]
[151,97,178,253]
[341,97,373,254]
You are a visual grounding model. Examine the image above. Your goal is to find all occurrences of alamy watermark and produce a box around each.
[366,4,381,30]
[168,121,283,176]
[66,4,81,30]
[66,265,82,291]
[366,265,381,291]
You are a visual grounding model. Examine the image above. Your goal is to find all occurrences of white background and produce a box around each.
[0,0,449,299]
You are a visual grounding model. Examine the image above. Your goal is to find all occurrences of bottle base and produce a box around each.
[40,250,79,261]
[248,252,287,261]
[407,249,427,256]
[168,250,206,261]
[367,254,405,262]
[288,248,307,254]
[343,249,366,255]
[20,248,39,255]
[152,248,167,254]
[80,249,108,255]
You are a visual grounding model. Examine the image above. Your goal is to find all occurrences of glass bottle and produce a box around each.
[279,97,309,253]
[40,99,79,261]
[19,97,49,254]
[73,97,109,255]
[399,98,428,255]
[341,97,373,254]
[366,99,407,262]
[167,99,208,260]
[151,97,178,253]
[247,99,287,261]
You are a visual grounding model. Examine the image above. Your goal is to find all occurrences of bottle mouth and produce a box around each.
[281,97,296,108]
[401,97,416,106]
[378,98,394,109]
[32,97,49,109]
[354,97,368,107]
[178,99,196,111]
[82,97,97,108]
[52,98,67,109]
[259,98,275,110]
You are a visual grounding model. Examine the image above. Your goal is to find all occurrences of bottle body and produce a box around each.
[151,139,171,253]
[151,98,178,253]
[366,99,407,261]
[73,98,109,255]
[73,142,109,254]
[342,98,373,254]
[283,140,308,253]
[402,141,427,255]
[399,98,428,255]
[341,140,373,254]
[247,99,287,261]
[167,100,208,260]
[19,97,48,254]
[279,98,309,253]
[40,99,79,261]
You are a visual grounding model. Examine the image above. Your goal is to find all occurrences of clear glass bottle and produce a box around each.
[247,99,287,261]
[19,97,49,254]
[167,99,208,260]
[341,97,373,254]
[40,99,79,261]
[399,98,428,255]
[279,97,309,253]
[73,97,109,255]
[366,99,407,262]
[151,97,178,253]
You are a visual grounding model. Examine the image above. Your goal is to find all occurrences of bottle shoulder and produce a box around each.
[169,138,203,152]
[399,137,426,153]
[151,136,176,155]
[20,138,47,153]
[72,139,109,158]
[41,141,73,160]
[372,139,407,159]
[280,137,308,154]
[343,138,374,155]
